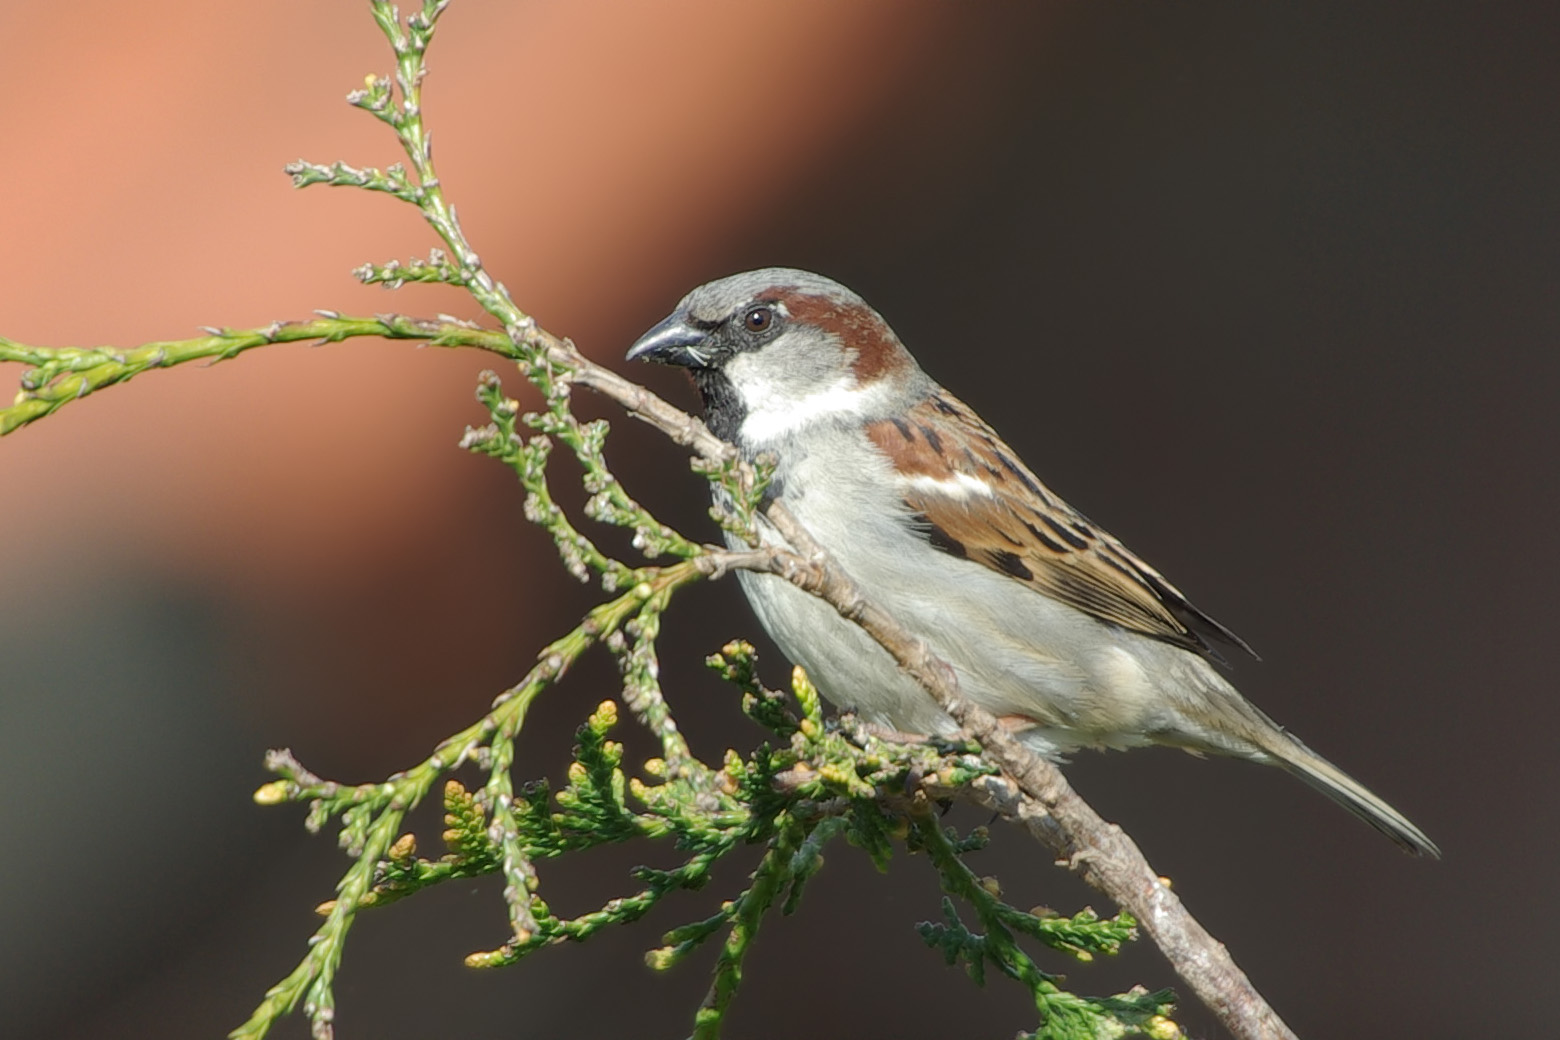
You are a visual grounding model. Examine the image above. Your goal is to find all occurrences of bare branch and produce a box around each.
[0,2,1303,1032]
[922,756,1299,1040]
[516,327,1298,1040]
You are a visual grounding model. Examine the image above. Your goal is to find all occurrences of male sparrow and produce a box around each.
[628,268,1438,857]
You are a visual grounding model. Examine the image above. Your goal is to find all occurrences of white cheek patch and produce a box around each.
[902,472,997,501]
[736,374,882,444]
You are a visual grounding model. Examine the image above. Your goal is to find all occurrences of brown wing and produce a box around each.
[867,392,1255,661]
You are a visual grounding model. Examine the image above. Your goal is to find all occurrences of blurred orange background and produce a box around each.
[3,3,1557,1038]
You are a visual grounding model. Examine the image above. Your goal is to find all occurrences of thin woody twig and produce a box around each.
[399,290,1300,1039]
[919,748,1298,1040]
[743,511,1299,1040]
[0,2,1299,1030]
[498,322,1300,1037]
[445,295,1295,1035]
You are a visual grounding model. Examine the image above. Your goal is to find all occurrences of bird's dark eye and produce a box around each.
[743,306,773,333]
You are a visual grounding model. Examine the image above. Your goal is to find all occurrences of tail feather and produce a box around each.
[1266,736,1440,858]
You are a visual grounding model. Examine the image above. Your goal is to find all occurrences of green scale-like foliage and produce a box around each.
[0,3,1187,1039]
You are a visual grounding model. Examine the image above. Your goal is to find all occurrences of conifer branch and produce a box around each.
[0,3,1306,1039]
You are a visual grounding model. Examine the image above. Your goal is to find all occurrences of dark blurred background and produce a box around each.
[2,2,1555,1037]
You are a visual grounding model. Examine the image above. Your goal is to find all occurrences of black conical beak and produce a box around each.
[626,311,711,368]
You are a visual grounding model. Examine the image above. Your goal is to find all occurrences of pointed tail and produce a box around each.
[1265,735,1440,858]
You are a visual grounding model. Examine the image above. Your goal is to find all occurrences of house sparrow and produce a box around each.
[627,268,1438,857]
